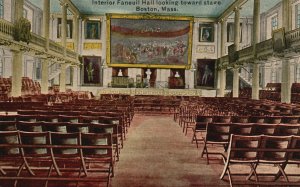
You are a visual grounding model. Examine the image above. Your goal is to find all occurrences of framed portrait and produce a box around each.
[199,24,214,42]
[81,56,101,85]
[57,18,73,39]
[272,28,286,53]
[106,14,193,69]
[85,21,101,39]
[196,59,215,88]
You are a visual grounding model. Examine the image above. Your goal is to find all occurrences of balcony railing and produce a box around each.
[49,40,64,54]
[0,18,78,63]
[286,28,300,47]
[0,19,13,36]
[31,33,46,48]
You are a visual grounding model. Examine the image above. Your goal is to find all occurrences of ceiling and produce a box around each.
[28,0,282,18]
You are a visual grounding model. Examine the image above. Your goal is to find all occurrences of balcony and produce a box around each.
[0,18,78,64]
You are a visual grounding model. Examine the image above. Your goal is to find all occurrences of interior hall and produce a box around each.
[0,0,300,186]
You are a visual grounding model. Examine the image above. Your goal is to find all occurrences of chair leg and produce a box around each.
[277,164,289,182]
[247,163,258,181]
[220,161,229,179]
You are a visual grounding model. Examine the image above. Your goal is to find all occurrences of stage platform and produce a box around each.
[98,88,216,97]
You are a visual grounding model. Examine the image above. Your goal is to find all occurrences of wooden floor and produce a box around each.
[111,114,228,187]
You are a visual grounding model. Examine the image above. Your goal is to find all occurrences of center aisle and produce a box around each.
[111,115,228,187]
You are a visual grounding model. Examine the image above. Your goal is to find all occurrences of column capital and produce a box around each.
[234,6,242,12]
[60,2,69,8]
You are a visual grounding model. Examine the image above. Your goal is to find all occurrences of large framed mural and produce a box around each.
[81,56,101,85]
[106,14,194,69]
[196,59,215,88]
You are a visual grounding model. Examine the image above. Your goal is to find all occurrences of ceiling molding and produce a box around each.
[217,0,247,21]
[61,0,81,16]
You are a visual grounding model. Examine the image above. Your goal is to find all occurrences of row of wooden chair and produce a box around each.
[199,123,300,164]
[0,130,113,187]
[221,134,300,187]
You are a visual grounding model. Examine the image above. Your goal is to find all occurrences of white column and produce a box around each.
[59,64,67,92]
[73,15,79,52]
[41,59,49,94]
[252,0,260,100]
[218,19,227,97]
[281,58,291,103]
[232,7,241,98]
[282,0,292,32]
[61,3,68,56]
[11,50,23,97]
[43,0,50,50]
[72,66,78,90]
[14,0,24,22]
[252,63,260,100]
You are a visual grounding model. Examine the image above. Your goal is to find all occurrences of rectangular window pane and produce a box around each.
[0,0,3,18]
[297,5,300,28]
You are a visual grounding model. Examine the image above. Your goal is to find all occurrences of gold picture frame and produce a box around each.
[106,14,194,69]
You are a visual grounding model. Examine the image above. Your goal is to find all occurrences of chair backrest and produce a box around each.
[230,123,253,135]
[0,121,17,131]
[275,124,300,136]
[231,116,249,123]
[281,116,299,124]
[42,122,70,132]
[17,115,38,122]
[206,123,231,142]
[249,116,265,123]
[264,116,282,124]
[288,135,300,162]
[196,115,213,123]
[58,115,79,123]
[228,134,261,161]
[259,135,292,162]
[80,115,99,124]
[213,116,231,123]
[18,131,49,155]
[81,133,112,157]
[17,121,43,132]
[252,124,277,135]
[0,131,20,155]
[0,115,17,121]
[38,114,59,122]
[50,132,79,155]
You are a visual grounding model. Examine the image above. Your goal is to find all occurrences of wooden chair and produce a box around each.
[81,133,114,183]
[251,135,292,182]
[201,123,231,164]
[220,134,261,187]
[50,132,87,181]
[192,116,213,148]
[18,131,61,186]
[0,131,23,177]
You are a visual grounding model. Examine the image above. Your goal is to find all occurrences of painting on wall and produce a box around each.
[82,56,101,85]
[85,21,101,39]
[199,24,214,42]
[106,14,193,69]
[196,59,215,88]
[272,28,286,53]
